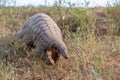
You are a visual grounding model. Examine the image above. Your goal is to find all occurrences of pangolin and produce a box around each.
[16,13,69,65]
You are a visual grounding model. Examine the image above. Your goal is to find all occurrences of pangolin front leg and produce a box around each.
[51,52,60,63]
[47,51,55,65]
[36,50,52,65]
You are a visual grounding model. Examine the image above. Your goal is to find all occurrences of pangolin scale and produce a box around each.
[16,13,69,65]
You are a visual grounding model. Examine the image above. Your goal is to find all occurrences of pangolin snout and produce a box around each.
[64,55,69,59]
[60,49,69,59]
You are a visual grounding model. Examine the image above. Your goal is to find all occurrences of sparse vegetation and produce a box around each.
[0,1,120,80]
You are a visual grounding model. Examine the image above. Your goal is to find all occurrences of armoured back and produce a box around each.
[18,13,66,49]
[26,13,62,39]
[16,13,69,63]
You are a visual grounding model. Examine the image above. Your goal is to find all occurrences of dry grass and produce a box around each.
[0,6,120,80]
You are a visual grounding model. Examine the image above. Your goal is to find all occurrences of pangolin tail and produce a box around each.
[16,30,23,39]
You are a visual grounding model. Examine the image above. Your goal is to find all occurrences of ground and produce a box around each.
[0,7,120,80]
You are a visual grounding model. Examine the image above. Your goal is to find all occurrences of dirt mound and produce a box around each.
[94,8,108,36]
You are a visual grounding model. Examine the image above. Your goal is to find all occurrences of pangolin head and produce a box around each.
[57,41,69,59]
[48,40,69,65]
